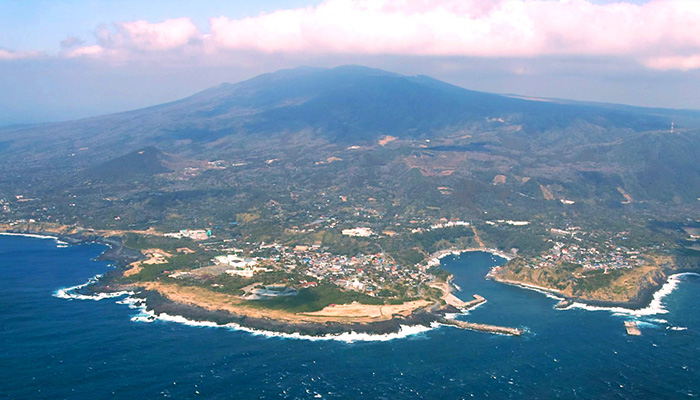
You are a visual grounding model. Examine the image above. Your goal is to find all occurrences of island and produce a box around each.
[1,66,699,336]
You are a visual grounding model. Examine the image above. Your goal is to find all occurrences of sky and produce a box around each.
[1,0,700,126]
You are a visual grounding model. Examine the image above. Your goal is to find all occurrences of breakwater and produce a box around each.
[439,318,523,336]
[462,294,486,309]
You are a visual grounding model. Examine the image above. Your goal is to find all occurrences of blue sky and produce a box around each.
[1,0,699,126]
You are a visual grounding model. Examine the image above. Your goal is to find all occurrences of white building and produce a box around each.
[164,229,211,241]
[214,254,257,268]
[342,227,374,237]
[226,269,256,278]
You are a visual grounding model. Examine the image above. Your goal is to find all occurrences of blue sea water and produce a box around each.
[1,235,699,399]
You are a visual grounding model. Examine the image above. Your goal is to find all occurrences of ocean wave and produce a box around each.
[635,320,663,329]
[53,275,132,301]
[500,272,699,317]
[0,232,74,250]
[669,326,688,331]
[462,299,487,313]
[645,318,668,324]
[442,312,460,320]
[0,232,59,240]
[132,308,436,343]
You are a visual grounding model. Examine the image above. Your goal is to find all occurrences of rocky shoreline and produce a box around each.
[128,290,457,336]
[488,272,669,310]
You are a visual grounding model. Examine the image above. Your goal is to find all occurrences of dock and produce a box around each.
[462,294,486,310]
[624,321,641,336]
[439,318,523,336]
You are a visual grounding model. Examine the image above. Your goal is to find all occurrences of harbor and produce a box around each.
[429,277,487,310]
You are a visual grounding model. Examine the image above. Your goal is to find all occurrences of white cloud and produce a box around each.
[46,0,700,70]
[207,0,700,62]
[60,36,85,49]
[644,54,700,70]
[0,49,39,60]
[64,45,104,58]
[97,17,201,52]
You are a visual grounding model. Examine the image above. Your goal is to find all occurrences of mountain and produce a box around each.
[0,65,698,233]
[1,65,695,160]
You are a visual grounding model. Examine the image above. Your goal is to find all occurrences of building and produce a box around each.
[342,227,374,237]
[214,254,257,268]
[164,229,212,241]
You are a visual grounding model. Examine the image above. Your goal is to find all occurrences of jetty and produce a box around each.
[439,318,523,336]
[441,290,486,310]
[624,321,641,336]
[462,294,486,309]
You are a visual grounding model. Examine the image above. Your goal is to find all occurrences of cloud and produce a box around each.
[61,17,202,63]
[64,45,104,58]
[58,0,700,70]
[0,49,39,60]
[207,0,700,67]
[96,17,201,52]
[643,54,700,71]
[60,36,85,49]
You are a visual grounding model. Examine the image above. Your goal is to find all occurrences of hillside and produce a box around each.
[0,65,698,237]
[0,65,694,159]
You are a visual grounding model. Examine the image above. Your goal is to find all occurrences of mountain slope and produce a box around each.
[0,65,699,212]
[1,65,695,159]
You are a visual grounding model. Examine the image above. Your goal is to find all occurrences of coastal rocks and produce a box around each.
[554,299,573,309]
[94,236,144,268]
[626,267,668,308]
[492,265,673,311]
[135,290,443,337]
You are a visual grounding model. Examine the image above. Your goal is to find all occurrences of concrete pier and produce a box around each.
[624,321,641,336]
[439,318,523,336]
[462,294,486,310]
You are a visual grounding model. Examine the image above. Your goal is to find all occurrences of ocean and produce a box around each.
[1,234,699,399]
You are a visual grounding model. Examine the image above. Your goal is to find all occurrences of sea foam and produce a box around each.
[0,232,68,248]
[669,326,688,331]
[148,312,436,343]
[0,232,59,240]
[53,274,133,301]
[500,272,698,318]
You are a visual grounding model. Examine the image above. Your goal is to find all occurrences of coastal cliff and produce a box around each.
[489,258,670,308]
